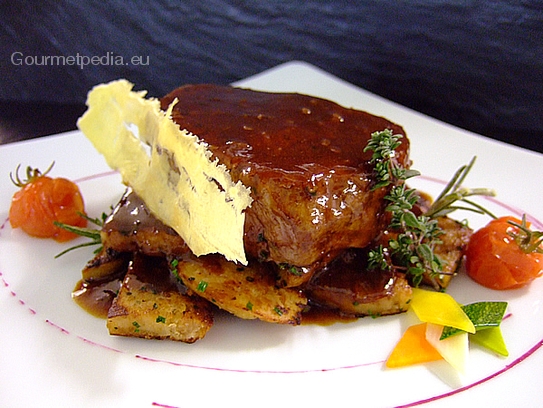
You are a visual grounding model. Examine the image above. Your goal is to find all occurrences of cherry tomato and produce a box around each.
[465,216,543,290]
[9,164,87,242]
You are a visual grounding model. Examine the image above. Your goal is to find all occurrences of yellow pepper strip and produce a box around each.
[386,323,443,368]
[410,288,476,334]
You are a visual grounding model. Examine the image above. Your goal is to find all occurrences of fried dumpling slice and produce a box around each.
[107,255,213,343]
[175,254,307,325]
[306,248,412,317]
[424,216,472,289]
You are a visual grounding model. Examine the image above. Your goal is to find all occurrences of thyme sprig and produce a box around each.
[365,130,494,287]
[54,212,106,258]
[364,129,420,189]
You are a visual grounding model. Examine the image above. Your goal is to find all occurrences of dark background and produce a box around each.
[1,0,542,152]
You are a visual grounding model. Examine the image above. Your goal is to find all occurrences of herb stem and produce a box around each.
[364,134,495,288]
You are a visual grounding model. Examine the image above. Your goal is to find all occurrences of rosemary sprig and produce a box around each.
[424,157,496,219]
[365,130,495,287]
[54,212,106,258]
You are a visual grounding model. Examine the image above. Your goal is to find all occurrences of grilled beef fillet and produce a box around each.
[160,85,410,282]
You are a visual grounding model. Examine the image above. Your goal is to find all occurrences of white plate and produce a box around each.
[1,61,543,408]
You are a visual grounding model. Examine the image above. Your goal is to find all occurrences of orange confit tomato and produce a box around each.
[466,216,543,290]
[9,163,87,242]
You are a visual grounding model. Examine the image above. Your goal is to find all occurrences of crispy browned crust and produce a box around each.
[107,255,213,343]
[423,216,473,289]
[81,246,130,282]
[176,253,307,325]
[307,273,412,317]
[98,189,471,323]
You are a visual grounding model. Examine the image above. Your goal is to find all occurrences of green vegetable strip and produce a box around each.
[440,301,508,340]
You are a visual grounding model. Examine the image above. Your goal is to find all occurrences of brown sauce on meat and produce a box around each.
[303,248,403,319]
[79,188,402,324]
[161,85,411,268]
[161,84,408,173]
[72,278,122,319]
[102,188,178,236]
[309,248,396,302]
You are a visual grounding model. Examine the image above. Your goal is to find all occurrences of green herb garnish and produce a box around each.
[54,212,107,258]
[197,280,208,292]
[273,306,284,316]
[279,263,302,276]
[170,258,182,282]
[424,157,496,219]
[132,321,140,332]
[365,130,495,287]
[364,129,420,189]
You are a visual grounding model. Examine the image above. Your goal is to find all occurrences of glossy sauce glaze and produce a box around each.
[73,278,122,319]
[100,188,188,257]
[102,188,178,237]
[161,84,409,173]
[73,255,190,319]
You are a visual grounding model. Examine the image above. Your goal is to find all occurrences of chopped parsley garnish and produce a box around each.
[279,263,302,276]
[274,306,284,316]
[132,321,140,332]
[170,259,182,281]
[197,280,208,292]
